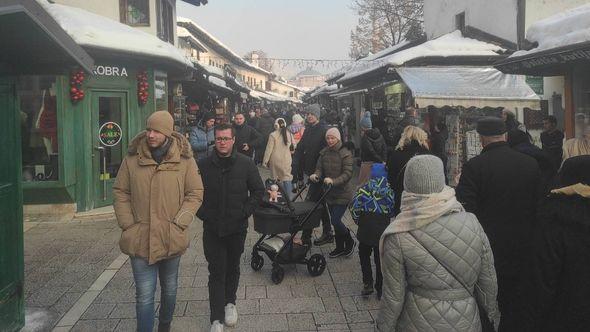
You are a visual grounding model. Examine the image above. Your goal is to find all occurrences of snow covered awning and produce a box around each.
[38,2,192,69]
[0,0,94,74]
[397,67,540,109]
[208,76,234,94]
[496,4,590,75]
[337,31,505,84]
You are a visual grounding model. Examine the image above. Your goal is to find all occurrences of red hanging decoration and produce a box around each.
[136,69,149,106]
[69,69,85,103]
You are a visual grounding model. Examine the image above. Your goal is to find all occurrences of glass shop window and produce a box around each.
[154,70,168,112]
[18,76,60,182]
[573,67,590,138]
[120,0,150,26]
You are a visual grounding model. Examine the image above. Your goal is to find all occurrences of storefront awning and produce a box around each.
[396,67,541,109]
[0,0,94,75]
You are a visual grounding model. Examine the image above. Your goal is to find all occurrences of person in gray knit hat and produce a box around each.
[304,104,322,121]
[377,154,500,332]
[403,154,446,194]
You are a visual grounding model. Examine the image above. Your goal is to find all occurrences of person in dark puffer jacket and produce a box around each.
[310,127,355,258]
[358,111,387,186]
[386,126,430,215]
[197,124,265,331]
[520,155,590,332]
[349,163,394,299]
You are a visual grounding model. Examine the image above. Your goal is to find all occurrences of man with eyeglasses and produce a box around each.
[196,124,264,332]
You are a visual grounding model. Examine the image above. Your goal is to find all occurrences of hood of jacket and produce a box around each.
[128,131,193,161]
[365,128,383,141]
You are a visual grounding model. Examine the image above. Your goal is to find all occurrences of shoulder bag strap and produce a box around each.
[407,231,474,297]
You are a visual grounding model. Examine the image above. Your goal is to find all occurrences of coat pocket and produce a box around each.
[119,223,140,256]
[168,222,189,257]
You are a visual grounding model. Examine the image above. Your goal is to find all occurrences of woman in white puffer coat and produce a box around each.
[378,155,500,332]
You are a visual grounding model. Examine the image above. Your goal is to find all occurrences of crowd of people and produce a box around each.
[112,102,590,331]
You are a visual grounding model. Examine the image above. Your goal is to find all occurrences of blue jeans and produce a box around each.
[281,180,294,201]
[130,256,181,332]
[328,204,348,235]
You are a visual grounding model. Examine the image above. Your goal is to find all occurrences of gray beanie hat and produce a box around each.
[305,104,321,120]
[403,155,446,194]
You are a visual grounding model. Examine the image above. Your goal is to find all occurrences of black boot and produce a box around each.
[329,234,346,258]
[361,283,374,296]
[314,231,334,246]
[342,229,356,257]
[158,323,171,332]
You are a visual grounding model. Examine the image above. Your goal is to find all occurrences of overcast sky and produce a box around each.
[177,0,358,77]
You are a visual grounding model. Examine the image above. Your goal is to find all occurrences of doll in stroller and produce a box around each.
[251,179,331,284]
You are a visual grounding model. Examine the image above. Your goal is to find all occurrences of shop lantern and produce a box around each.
[69,69,85,103]
[137,69,149,106]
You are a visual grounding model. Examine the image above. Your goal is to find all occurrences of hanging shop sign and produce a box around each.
[93,65,129,77]
[99,122,123,146]
[526,76,544,95]
[384,83,405,95]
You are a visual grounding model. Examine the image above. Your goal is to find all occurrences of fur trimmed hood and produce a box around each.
[127,131,193,159]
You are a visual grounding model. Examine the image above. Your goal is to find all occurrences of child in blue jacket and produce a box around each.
[349,163,394,298]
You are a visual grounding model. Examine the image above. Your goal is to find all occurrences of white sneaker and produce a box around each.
[224,303,238,327]
[210,320,224,332]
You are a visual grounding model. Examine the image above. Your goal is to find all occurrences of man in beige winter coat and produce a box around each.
[113,111,203,332]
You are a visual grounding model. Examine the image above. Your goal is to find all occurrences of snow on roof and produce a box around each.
[200,63,224,77]
[310,84,339,98]
[510,3,590,58]
[337,31,504,83]
[177,16,271,75]
[38,1,192,67]
[327,41,412,81]
[208,76,231,91]
[295,68,323,77]
[177,26,208,51]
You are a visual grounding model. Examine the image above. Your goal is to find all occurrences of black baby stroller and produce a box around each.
[251,180,331,284]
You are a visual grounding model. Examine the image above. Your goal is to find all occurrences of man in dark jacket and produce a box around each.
[456,117,541,332]
[254,109,275,164]
[197,124,264,331]
[293,104,333,245]
[520,156,590,332]
[233,113,261,158]
[508,129,557,193]
[540,115,564,169]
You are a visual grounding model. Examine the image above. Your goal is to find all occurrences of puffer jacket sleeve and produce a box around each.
[173,159,204,230]
[377,234,406,331]
[243,160,265,218]
[332,150,353,186]
[112,158,135,230]
[474,220,501,331]
[189,126,207,153]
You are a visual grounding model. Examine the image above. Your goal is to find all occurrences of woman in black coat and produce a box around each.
[386,126,430,215]
[520,155,590,332]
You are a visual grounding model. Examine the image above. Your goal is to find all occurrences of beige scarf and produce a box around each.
[551,183,590,198]
[379,186,464,255]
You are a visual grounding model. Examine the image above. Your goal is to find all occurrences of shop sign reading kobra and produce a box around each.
[99,122,122,146]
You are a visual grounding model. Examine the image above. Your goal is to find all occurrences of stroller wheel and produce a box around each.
[271,265,285,284]
[251,254,264,271]
[307,254,326,277]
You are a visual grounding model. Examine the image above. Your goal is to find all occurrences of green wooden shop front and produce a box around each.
[20,63,165,211]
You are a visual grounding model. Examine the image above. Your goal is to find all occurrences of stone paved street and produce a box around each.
[23,168,380,332]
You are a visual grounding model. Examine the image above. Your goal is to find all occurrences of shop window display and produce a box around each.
[18,76,59,182]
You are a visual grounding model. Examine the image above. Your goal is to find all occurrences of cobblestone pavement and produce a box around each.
[23,168,379,332]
